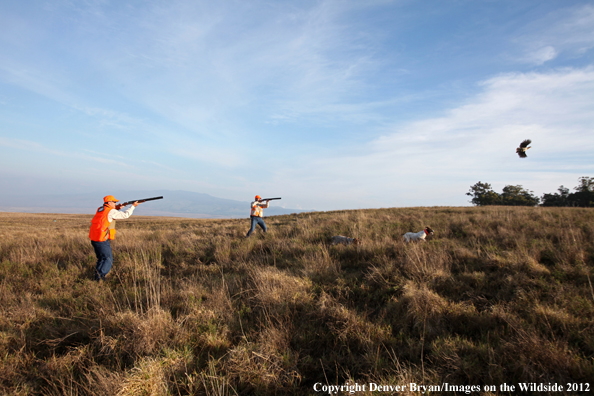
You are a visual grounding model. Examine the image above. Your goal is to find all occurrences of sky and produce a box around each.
[1,0,593,212]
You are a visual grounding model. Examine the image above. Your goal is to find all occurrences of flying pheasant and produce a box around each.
[516,139,532,158]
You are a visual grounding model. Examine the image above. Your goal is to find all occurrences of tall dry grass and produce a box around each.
[0,207,593,395]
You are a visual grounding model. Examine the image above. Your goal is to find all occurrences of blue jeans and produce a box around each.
[91,240,113,281]
[246,216,267,237]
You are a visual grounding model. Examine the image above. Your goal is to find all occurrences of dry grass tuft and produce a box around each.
[401,243,452,283]
[318,292,390,348]
[117,356,173,396]
[200,359,238,396]
[401,281,448,337]
[225,320,302,390]
[105,307,175,357]
[249,266,312,310]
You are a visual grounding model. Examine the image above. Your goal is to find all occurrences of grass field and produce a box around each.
[1,207,593,395]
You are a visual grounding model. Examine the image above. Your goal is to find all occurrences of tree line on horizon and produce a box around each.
[466,176,594,207]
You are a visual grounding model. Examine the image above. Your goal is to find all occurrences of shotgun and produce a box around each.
[258,197,281,201]
[118,196,164,207]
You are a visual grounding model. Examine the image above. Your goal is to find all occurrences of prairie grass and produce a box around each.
[0,207,593,395]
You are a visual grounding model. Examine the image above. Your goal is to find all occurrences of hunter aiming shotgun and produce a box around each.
[246,195,279,237]
[118,196,164,207]
[90,194,161,281]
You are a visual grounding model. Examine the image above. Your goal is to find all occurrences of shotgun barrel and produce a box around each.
[120,196,163,206]
[259,197,281,201]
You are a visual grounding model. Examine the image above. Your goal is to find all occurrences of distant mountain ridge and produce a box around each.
[0,190,308,218]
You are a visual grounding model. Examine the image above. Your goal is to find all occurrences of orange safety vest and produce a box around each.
[250,202,264,217]
[89,205,116,241]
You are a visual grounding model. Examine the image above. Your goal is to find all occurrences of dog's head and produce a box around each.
[353,238,361,245]
[425,226,434,235]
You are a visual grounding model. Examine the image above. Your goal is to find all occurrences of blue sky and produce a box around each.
[1,0,593,211]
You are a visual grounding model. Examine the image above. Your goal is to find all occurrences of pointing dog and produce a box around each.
[403,227,434,243]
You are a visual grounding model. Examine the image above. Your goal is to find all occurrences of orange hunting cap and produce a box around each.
[255,195,261,200]
[103,195,120,203]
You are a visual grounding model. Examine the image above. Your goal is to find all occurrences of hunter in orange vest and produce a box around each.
[89,195,141,281]
[246,195,270,237]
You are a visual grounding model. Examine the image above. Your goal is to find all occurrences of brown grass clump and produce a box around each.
[248,266,312,310]
[117,356,172,396]
[224,324,301,391]
[400,281,448,337]
[401,243,452,283]
[103,308,175,357]
[1,207,593,394]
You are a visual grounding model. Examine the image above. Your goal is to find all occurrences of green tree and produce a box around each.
[570,176,594,207]
[541,177,594,207]
[541,186,570,207]
[500,185,540,206]
[466,182,501,206]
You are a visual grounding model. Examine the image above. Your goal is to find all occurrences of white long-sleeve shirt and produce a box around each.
[108,205,135,222]
[250,200,270,217]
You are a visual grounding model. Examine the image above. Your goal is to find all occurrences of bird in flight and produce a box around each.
[516,139,532,158]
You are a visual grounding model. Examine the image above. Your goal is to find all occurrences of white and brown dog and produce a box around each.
[331,236,360,246]
[403,227,434,243]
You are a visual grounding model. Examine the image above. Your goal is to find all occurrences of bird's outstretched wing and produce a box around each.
[519,139,531,148]
[517,151,528,158]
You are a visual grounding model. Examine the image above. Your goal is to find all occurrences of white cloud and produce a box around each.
[0,137,130,166]
[525,46,558,65]
[517,4,594,65]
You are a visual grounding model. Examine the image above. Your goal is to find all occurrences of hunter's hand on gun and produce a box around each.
[116,201,140,210]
